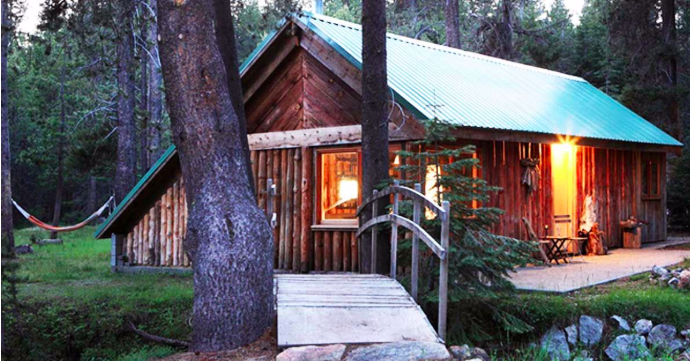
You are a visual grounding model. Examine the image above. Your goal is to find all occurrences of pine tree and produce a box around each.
[396,119,537,342]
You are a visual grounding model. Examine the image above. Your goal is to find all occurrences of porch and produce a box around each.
[510,240,690,293]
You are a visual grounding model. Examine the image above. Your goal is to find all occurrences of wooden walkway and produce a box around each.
[275,273,441,347]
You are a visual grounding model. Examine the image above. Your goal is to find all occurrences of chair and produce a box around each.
[521,217,551,266]
[554,214,586,262]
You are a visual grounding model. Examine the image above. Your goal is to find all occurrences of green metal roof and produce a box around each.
[94,145,177,238]
[292,12,682,147]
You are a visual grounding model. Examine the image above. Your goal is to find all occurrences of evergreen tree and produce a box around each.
[396,119,537,342]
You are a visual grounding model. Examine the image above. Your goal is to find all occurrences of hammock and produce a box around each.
[12,196,114,232]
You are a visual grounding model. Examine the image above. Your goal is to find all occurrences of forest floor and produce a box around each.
[2,226,689,361]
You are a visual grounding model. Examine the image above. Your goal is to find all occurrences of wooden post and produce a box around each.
[411,183,421,301]
[285,149,295,269]
[126,231,134,264]
[279,149,288,269]
[390,180,400,279]
[166,187,173,265]
[343,231,350,272]
[154,201,161,266]
[272,150,281,268]
[371,189,378,274]
[172,181,180,266]
[324,231,332,271]
[300,147,312,273]
[315,231,323,271]
[438,200,450,341]
[160,192,168,266]
[333,231,342,271]
[258,151,267,212]
[292,150,302,271]
[111,233,124,271]
[148,208,155,265]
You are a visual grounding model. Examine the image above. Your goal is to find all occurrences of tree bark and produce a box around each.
[139,10,150,172]
[359,0,390,274]
[498,0,514,59]
[661,0,680,140]
[87,175,97,214]
[445,0,461,49]
[157,0,274,351]
[1,0,15,257]
[50,62,67,240]
[115,0,137,203]
[147,0,164,163]
[212,0,255,197]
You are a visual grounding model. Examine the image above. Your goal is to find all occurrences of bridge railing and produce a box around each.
[356,180,450,341]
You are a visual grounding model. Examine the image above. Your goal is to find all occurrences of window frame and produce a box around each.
[641,157,661,201]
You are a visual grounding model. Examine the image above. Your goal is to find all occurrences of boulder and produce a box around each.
[565,324,578,346]
[466,347,489,361]
[679,270,690,289]
[579,316,604,347]
[681,329,690,341]
[343,341,450,361]
[652,265,670,278]
[14,244,34,254]
[648,324,678,351]
[610,316,631,332]
[669,277,680,288]
[449,345,471,360]
[604,334,651,361]
[276,344,347,361]
[540,326,570,361]
[635,319,653,335]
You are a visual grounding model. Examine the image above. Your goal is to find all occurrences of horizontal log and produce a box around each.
[248,124,415,150]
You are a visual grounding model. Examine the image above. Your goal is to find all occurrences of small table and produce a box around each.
[543,236,570,265]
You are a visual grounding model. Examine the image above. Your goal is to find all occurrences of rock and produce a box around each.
[653,265,670,278]
[466,347,489,361]
[635,319,653,335]
[14,244,34,254]
[681,329,690,341]
[648,324,678,351]
[679,270,690,289]
[565,324,578,346]
[676,351,690,361]
[540,326,570,361]
[449,345,471,360]
[579,316,604,347]
[343,341,450,361]
[665,339,686,354]
[610,316,631,332]
[669,277,680,288]
[573,350,593,361]
[276,344,347,361]
[605,334,651,361]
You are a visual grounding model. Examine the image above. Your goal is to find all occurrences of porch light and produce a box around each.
[339,179,358,201]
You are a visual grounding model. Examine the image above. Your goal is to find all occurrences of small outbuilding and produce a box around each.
[95,12,683,272]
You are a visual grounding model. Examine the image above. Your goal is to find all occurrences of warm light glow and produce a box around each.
[339,179,358,201]
[425,165,440,219]
[393,155,401,165]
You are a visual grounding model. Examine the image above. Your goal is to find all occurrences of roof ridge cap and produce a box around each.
[299,12,586,83]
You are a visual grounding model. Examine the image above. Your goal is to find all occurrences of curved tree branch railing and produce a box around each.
[356,181,450,341]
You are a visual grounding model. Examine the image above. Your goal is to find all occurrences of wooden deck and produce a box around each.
[275,273,441,347]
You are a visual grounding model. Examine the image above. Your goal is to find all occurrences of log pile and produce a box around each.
[122,179,189,267]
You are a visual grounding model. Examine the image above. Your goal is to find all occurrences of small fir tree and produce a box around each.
[395,119,537,342]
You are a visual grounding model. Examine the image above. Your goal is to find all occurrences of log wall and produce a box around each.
[117,141,667,270]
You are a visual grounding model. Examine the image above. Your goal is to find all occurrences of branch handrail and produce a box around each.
[356,180,450,342]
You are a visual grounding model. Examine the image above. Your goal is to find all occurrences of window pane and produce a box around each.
[321,152,359,221]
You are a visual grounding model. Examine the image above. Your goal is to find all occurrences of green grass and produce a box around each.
[3,226,192,361]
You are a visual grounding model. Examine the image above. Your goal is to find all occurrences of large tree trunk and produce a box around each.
[661,0,680,140]
[445,0,461,49]
[87,175,97,214]
[115,0,137,203]
[1,0,15,257]
[498,0,514,59]
[212,0,255,196]
[157,0,274,351]
[359,0,390,274]
[147,0,164,163]
[139,11,150,172]
[50,63,67,240]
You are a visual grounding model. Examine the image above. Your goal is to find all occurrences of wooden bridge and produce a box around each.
[274,182,450,347]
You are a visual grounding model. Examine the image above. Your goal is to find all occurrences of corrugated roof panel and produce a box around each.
[297,13,682,147]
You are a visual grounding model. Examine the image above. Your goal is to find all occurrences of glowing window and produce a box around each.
[320,151,360,223]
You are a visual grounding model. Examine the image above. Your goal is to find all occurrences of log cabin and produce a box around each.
[95,12,683,272]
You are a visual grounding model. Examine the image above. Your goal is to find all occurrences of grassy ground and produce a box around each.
[3,227,688,361]
[3,226,192,361]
